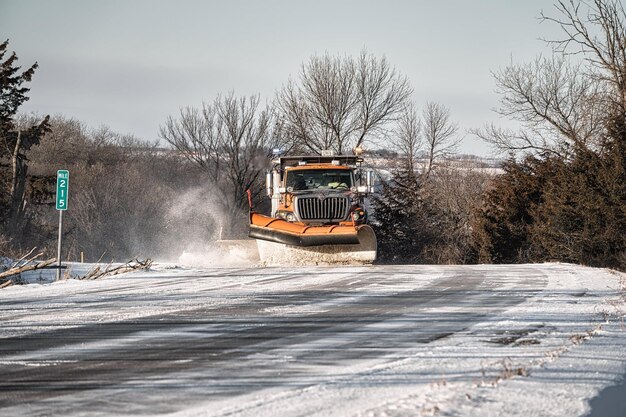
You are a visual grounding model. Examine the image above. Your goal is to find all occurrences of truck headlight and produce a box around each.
[276,210,297,222]
[351,209,366,222]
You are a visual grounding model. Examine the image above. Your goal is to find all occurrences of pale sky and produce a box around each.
[1,0,562,156]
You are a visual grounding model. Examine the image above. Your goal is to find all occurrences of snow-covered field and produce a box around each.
[0,262,624,416]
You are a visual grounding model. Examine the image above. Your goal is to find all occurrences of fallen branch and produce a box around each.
[10,247,39,269]
[81,258,152,280]
[0,258,56,282]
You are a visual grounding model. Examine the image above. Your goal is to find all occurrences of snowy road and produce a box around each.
[0,263,625,416]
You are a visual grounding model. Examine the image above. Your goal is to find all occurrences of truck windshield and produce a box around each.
[286,169,353,191]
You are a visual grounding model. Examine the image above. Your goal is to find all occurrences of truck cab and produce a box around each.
[266,155,375,226]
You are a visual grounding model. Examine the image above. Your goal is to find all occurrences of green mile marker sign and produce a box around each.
[56,170,69,210]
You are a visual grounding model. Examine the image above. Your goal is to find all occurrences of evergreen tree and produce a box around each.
[531,114,626,269]
[371,162,434,263]
[472,156,559,264]
[475,113,626,270]
[0,39,50,246]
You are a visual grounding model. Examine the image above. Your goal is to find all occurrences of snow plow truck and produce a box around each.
[249,151,377,265]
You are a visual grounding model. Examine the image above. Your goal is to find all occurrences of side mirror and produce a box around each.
[266,171,273,197]
[366,170,375,193]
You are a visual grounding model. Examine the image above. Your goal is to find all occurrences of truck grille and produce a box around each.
[295,195,349,221]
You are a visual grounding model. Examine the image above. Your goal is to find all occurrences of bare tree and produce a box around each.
[276,50,412,154]
[26,116,88,165]
[541,0,626,110]
[475,0,626,157]
[160,93,283,237]
[422,102,460,179]
[476,56,603,157]
[389,102,421,172]
[422,161,491,264]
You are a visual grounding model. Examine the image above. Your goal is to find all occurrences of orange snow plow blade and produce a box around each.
[249,212,360,246]
[249,212,377,265]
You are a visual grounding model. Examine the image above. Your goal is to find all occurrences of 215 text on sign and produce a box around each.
[56,170,69,210]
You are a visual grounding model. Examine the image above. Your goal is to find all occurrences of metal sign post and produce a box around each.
[56,170,69,280]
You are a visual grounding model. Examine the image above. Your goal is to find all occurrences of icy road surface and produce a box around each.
[0,263,625,417]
